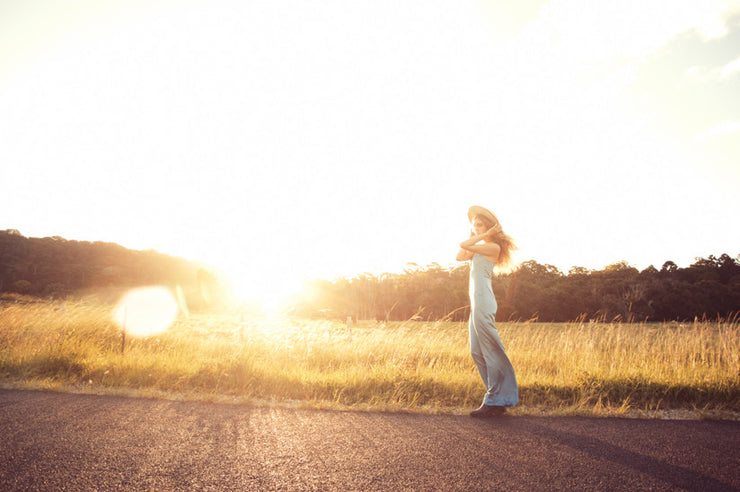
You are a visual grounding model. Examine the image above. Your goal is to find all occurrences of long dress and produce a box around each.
[468,253,518,407]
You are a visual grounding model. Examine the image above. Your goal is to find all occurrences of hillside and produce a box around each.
[0,229,227,308]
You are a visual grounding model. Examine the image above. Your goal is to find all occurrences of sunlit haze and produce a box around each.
[3,1,739,306]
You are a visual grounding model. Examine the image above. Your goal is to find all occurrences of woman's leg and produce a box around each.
[468,316,489,391]
[474,313,518,407]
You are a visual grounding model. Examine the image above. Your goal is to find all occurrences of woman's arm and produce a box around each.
[456,248,474,261]
[456,231,475,261]
[459,225,502,261]
[459,239,501,258]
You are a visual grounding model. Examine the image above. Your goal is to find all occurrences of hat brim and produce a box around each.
[467,206,497,224]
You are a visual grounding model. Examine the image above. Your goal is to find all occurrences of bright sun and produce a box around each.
[226,263,306,312]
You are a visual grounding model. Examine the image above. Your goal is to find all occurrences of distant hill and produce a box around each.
[0,229,228,308]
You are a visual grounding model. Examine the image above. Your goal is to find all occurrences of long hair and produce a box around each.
[472,213,517,272]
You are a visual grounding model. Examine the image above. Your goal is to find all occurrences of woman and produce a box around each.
[456,205,518,418]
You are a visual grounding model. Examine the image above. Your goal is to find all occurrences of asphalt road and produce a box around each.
[1,389,738,491]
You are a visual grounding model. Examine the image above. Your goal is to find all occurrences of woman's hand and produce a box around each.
[486,224,502,238]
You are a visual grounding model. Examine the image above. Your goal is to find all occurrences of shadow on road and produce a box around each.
[482,417,735,491]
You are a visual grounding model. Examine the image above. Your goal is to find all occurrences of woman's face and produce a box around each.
[471,217,488,235]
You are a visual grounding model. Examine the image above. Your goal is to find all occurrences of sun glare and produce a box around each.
[230,267,304,313]
[112,286,179,337]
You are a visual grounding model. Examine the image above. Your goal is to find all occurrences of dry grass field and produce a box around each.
[1,295,738,417]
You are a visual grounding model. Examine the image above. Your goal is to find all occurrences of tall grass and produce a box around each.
[1,297,738,415]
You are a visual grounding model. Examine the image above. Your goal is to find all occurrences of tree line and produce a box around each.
[0,229,228,309]
[289,255,740,322]
[2,229,738,322]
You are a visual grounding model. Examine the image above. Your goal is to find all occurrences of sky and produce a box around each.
[2,0,739,306]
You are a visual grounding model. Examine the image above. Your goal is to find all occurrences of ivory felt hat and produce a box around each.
[467,206,498,225]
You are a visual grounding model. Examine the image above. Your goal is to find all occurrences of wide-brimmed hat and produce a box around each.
[467,205,498,226]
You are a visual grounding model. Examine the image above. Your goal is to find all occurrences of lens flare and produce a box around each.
[112,286,179,337]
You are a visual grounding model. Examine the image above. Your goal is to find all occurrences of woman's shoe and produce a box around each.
[469,404,506,418]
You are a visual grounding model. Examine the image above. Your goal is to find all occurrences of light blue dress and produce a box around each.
[469,254,518,407]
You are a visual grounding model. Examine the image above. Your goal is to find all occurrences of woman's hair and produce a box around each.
[472,213,517,271]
